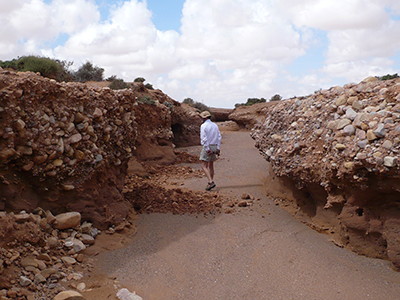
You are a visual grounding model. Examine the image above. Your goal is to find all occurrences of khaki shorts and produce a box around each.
[199,144,219,162]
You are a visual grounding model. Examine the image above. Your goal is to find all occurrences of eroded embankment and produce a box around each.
[0,69,202,228]
[251,77,400,268]
[0,69,220,297]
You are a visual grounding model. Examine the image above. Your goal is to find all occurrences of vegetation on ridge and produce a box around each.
[182,98,210,112]
[378,73,399,80]
[0,55,73,82]
[235,94,282,108]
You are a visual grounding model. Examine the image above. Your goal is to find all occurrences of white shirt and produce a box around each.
[200,119,221,150]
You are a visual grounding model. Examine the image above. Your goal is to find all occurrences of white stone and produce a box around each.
[343,125,355,136]
[54,212,81,230]
[373,123,386,137]
[382,140,393,150]
[345,108,357,120]
[53,290,85,300]
[19,276,32,287]
[68,133,82,144]
[384,156,397,167]
[72,239,86,253]
[336,118,351,130]
[93,107,103,118]
[116,288,143,300]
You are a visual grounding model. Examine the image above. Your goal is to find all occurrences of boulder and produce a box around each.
[53,291,85,300]
[54,212,81,230]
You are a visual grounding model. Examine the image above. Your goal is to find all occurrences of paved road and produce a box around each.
[98,131,400,300]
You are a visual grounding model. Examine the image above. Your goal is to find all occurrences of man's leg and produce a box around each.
[201,160,213,183]
[208,161,214,182]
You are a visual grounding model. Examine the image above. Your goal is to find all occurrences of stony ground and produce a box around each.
[0,149,241,300]
[251,76,400,268]
[0,209,127,299]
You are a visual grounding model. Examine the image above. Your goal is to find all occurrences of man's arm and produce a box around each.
[217,128,222,149]
[216,128,222,155]
[200,124,209,150]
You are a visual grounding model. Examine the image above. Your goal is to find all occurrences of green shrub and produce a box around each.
[0,59,17,69]
[269,94,282,101]
[134,77,146,83]
[234,97,267,107]
[0,55,73,81]
[109,78,128,90]
[378,73,399,80]
[181,98,209,112]
[137,96,156,105]
[106,75,117,81]
[192,102,209,112]
[144,83,154,90]
[74,62,104,82]
[182,98,194,105]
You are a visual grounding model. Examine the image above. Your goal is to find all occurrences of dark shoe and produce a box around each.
[206,182,216,191]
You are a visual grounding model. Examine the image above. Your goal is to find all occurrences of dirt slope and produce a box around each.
[0,69,201,227]
[251,76,400,268]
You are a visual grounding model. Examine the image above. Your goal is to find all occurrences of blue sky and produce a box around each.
[0,0,399,108]
[94,0,185,30]
[146,0,185,31]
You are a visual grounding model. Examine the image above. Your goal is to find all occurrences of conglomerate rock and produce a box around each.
[251,77,400,268]
[0,70,200,227]
[229,102,277,129]
[208,107,233,122]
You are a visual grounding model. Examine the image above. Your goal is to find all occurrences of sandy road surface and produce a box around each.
[97,131,400,300]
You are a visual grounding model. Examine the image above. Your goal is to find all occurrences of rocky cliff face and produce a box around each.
[229,102,277,129]
[171,103,202,148]
[209,108,233,122]
[0,69,200,227]
[251,77,400,268]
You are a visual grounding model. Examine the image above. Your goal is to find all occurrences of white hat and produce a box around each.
[200,111,211,119]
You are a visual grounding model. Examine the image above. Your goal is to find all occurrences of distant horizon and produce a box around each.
[1,54,398,109]
[0,0,399,108]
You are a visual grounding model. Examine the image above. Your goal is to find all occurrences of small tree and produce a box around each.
[270,94,282,102]
[106,75,117,81]
[246,98,266,105]
[109,78,128,90]
[192,102,209,112]
[234,97,266,107]
[134,77,146,83]
[74,62,104,82]
[144,83,154,90]
[181,98,209,112]
[182,98,194,105]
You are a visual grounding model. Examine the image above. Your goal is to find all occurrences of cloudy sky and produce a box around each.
[0,0,399,108]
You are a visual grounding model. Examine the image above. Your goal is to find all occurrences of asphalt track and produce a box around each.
[98,131,400,300]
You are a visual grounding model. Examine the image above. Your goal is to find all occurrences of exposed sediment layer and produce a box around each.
[251,77,400,268]
[0,69,201,227]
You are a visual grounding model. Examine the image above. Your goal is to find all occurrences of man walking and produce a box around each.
[199,111,221,191]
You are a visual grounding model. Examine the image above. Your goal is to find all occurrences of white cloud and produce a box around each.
[323,58,397,81]
[50,0,100,34]
[325,21,400,62]
[159,0,307,105]
[0,0,399,108]
[280,0,387,30]
[0,0,99,57]
[53,0,179,79]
